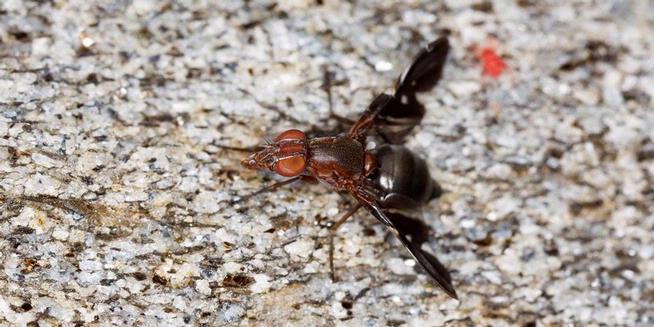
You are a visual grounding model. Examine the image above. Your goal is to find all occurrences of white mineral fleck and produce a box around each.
[24,173,61,196]
[375,61,393,72]
[573,88,600,105]
[283,238,315,260]
[447,80,481,97]
[250,274,272,294]
[195,279,211,296]
[386,257,414,275]
[52,227,70,241]
[495,249,522,275]
[31,152,61,168]
[192,191,228,214]
[223,261,243,274]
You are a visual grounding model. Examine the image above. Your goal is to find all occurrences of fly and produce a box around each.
[241,37,457,299]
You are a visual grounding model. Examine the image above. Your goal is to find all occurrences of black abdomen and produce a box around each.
[373,145,441,208]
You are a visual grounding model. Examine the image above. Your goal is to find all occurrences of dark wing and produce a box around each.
[385,211,455,292]
[357,200,458,299]
[394,37,450,95]
[349,37,450,144]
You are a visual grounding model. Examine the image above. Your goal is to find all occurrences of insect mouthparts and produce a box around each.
[241,158,257,168]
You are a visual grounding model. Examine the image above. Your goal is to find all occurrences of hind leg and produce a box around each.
[328,203,362,281]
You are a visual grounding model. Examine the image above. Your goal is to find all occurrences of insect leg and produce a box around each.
[321,67,357,131]
[330,112,356,126]
[232,176,302,204]
[330,203,363,232]
[211,142,263,153]
[329,203,363,281]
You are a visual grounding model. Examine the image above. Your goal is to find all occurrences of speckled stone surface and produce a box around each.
[1,0,653,326]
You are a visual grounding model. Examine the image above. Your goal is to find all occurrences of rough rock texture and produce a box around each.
[1,0,653,326]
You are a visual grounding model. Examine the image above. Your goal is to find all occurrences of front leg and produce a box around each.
[232,176,302,204]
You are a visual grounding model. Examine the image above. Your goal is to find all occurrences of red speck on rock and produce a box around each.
[479,47,507,78]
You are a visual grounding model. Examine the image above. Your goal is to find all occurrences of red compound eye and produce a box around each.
[275,129,306,142]
[273,129,307,177]
[274,156,306,177]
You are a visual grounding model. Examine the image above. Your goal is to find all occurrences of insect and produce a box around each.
[241,37,457,299]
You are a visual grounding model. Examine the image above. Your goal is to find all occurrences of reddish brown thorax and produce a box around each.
[241,129,308,177]
[241,129,375,192]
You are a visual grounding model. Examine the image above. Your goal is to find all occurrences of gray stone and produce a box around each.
[1,0,653,326]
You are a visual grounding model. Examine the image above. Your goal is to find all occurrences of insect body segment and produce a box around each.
[306,136,365,185]
[373,144,442,209]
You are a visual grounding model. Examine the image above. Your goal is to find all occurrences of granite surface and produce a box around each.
[1,0,653,326]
